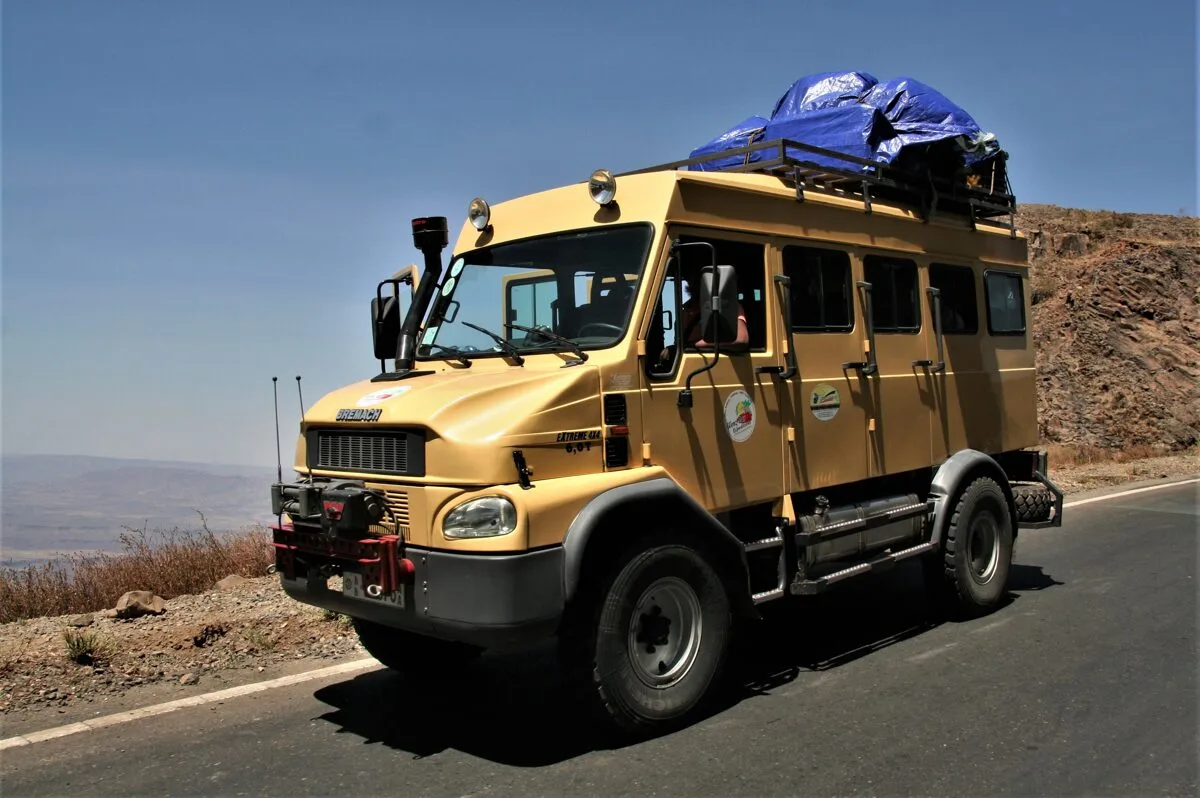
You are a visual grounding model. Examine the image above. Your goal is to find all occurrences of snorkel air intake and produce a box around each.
[394,216,449,374]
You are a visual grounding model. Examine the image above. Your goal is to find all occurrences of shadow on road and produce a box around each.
[311,559,1063,766]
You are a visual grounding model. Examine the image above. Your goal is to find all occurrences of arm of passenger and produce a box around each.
[695,304,749,350]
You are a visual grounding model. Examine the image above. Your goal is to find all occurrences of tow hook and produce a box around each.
[366,584,383,597]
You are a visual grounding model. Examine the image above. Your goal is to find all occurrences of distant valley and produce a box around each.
[1,455,280,566]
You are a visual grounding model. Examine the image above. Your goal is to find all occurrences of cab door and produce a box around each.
[639,230,784,511]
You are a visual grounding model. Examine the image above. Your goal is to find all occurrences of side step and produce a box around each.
[788,541,937,596]
[742,530,788,605]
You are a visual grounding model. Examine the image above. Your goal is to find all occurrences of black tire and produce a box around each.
[559,536,733,738]
[924,476,1014,616]
[352,618,482,677]
[1013,484,1053,524]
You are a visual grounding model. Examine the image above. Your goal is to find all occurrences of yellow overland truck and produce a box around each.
[269,137,1062,737]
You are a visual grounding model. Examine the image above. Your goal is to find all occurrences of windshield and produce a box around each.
[416,223,653,361]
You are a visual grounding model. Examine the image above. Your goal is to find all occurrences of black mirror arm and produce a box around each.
[669,239,720,408]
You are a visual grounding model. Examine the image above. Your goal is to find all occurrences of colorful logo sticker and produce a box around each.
[356,386,412,407]
[809,382,841,422]
[723,389,756,443]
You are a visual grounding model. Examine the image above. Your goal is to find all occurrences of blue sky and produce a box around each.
[2,0,1196,467]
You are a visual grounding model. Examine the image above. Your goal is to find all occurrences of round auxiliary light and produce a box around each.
[588,169,617,206]
[468,197,491,231]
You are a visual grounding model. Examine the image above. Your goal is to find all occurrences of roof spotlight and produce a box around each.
[588,169,617,206]
[468,197,491,231]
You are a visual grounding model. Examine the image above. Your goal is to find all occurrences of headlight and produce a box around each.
[468,197,491,231]
[443,496,516,539]
[588,169,616,205]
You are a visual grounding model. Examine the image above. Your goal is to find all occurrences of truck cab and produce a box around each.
[269,141,1063,738]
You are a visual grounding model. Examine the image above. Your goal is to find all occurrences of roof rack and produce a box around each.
[618,137,1018,236]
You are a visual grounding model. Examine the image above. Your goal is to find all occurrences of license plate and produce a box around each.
[342,572,405,608]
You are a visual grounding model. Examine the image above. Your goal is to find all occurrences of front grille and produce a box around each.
[319,433,407,472]
[308,429,426,476]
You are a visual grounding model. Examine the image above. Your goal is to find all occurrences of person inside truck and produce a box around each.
[656,268,750,367]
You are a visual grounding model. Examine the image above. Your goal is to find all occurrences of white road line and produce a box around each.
[1061,478,1198,509]
[3,475,1196,752]
[0,657,379,751]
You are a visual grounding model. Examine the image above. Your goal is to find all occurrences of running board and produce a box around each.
[789,541,937,596]
[744,530,788,604]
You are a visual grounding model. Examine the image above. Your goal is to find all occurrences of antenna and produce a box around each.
[272,377,282,484]
[295,375,306,417]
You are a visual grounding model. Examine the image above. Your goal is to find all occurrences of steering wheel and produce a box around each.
[577,323,622,337]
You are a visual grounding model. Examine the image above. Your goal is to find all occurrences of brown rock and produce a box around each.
[214,575,249,592]
[180,673,199,686]
[114,591,167,619]
[67,614,95,628]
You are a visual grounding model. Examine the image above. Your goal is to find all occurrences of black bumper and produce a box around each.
[280,545,565,650]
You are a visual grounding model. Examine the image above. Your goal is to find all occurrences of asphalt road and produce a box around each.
[3,481,1196,797]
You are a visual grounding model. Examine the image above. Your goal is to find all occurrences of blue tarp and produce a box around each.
[688,71,1002,177]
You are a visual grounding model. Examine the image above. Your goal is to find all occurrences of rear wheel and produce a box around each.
[560,536,733,738]
[924,476,1014,616]
[352,618,482,677]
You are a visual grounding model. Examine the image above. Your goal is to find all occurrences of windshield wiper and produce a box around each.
[504,322,588,364]
[422,343,472,367]
[462,322,525,365]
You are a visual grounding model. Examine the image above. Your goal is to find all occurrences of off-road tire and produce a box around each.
[1013,483,1053,524]
[559,535,733,739]
[352,618,482,677]
[923,476,1014,617]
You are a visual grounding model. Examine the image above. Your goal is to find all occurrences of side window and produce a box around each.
[863,255,920,333]
[782,245,853,332]
[675,235,766,351]
[985,271,1026,334]
[928,263,978,334]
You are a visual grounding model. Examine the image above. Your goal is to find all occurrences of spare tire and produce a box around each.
[1013,484,1054,524]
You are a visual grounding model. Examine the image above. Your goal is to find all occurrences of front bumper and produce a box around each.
[273,524,564,649]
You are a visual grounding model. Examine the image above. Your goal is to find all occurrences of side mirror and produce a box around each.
[372,295,401,360]
[698,264,740,344]
[371,264,419,362]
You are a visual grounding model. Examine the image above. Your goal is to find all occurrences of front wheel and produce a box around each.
[560,537,733,738]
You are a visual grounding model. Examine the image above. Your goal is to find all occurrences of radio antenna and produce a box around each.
[272,376,282,484]
[295,375,306,417]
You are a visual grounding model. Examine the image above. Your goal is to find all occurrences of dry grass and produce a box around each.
[0,517,273,624]
[1045,442,1173,468]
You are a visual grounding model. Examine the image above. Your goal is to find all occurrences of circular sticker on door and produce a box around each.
[809,383,841,422]
[356,386,411,407]
[723,389,756,442]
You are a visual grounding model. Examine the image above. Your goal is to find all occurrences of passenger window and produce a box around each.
[674,235,766,351]
[928,263,978,334]
[985,271,1025,334]
[862,255,920,333]
[783,246,853,332]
